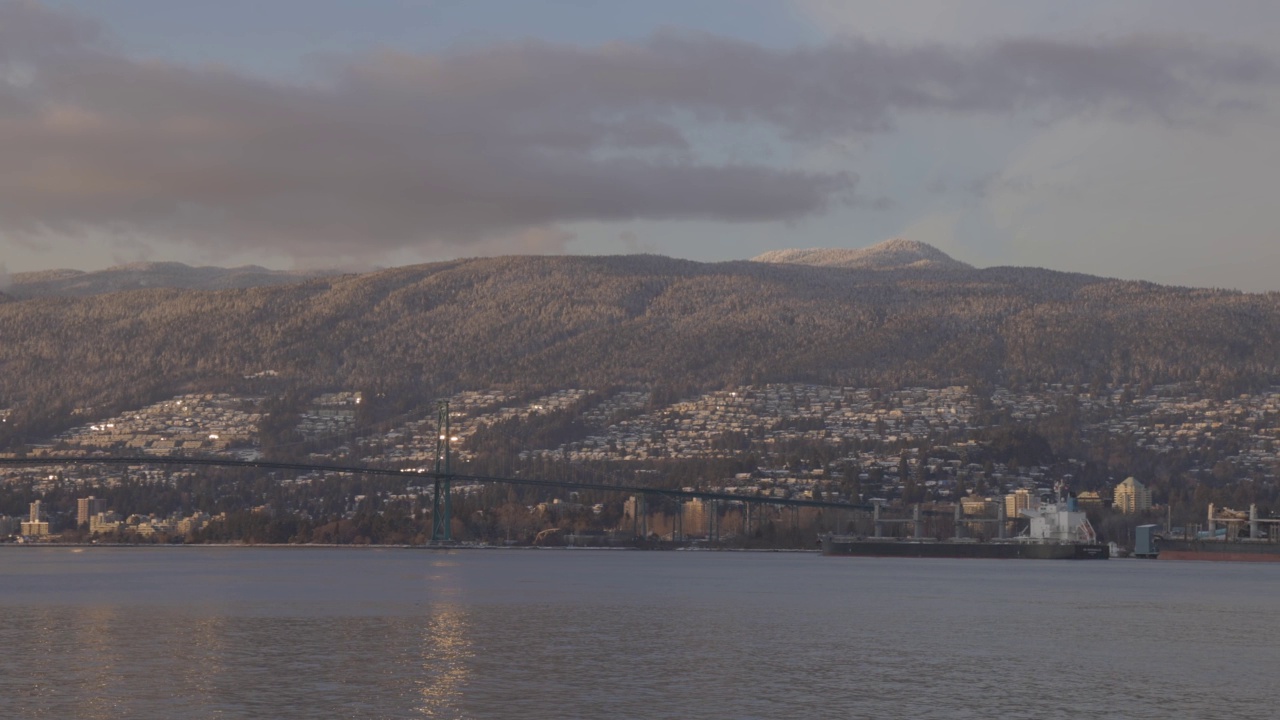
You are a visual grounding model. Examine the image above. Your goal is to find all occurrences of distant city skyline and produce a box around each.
[2,0,1279,291]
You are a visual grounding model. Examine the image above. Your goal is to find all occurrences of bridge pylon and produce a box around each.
[430,401,453,544]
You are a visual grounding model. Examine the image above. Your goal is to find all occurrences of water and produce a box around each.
[2,547,1277,719]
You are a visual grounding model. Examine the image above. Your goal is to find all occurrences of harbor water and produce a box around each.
[2,547,1277,719]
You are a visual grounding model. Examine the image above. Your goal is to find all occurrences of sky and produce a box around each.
[2,0,1279,291]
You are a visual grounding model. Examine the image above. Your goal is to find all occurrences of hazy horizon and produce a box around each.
[3,237,1278,295]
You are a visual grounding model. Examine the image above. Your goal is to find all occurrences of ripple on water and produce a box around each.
[2,548,1278,719]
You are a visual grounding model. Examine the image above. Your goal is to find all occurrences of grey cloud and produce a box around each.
[0,1,1276,261]
[0,0,99,64]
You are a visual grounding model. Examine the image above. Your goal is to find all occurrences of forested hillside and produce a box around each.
[1,252,1278,445]
[7,262,329,298]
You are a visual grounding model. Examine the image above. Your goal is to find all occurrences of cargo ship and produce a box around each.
[1157,503,1280,562]
[1156,538,1280,562]
[822,489,1109,560]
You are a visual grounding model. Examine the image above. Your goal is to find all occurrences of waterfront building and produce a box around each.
[90,511,121,534]
[21,500,50,536]
[177,513,210,536]
[1004,488,1038,518]
[1113,477,1152,514]
[78,496,108,527]
[134,519,176,537]
[961,496,997,516]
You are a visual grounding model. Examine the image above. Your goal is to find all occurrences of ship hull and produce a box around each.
[1158,539,1280,562]
[821,536,1109,560]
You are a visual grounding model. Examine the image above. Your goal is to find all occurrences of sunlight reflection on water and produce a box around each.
[2,547,1278,719]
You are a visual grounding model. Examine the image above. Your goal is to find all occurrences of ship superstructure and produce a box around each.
[1020,481,1098,545]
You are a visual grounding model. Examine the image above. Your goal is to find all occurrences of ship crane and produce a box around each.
[1208,504,1280,540]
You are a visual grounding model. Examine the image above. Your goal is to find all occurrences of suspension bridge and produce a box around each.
[0,448,875,544]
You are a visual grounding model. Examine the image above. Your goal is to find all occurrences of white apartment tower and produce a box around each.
[1114,477,1152,514]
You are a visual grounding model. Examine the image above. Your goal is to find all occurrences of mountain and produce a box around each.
[1,253,1277,443]
[7,262,335,298]
[753,239,973,271]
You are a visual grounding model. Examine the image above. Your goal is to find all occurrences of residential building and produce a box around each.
[1113,477,1152,514]
[21,500,50,536]
[77,496,108,527]
[177,513,210,536]
[1076,491,1104,509]
[90,512,121,534]
[1004,488,1038,517]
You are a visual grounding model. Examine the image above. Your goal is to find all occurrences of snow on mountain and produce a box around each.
[752,239,972,271]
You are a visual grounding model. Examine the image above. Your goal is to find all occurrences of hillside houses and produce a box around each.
[51,394,261,455]
[532,384,978,462]
[296,391,362,439]
[357,389,589,466]
[4,381,1278,513]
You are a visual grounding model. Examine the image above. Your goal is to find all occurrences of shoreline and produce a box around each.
[0,542,820,553]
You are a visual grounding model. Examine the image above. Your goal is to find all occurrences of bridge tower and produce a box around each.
[631,494,648,539]
[430,401,453,543]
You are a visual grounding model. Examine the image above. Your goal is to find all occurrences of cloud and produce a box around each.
[1,1,1278,264]
[984,113,1280,291]
[796,0,1280,48]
